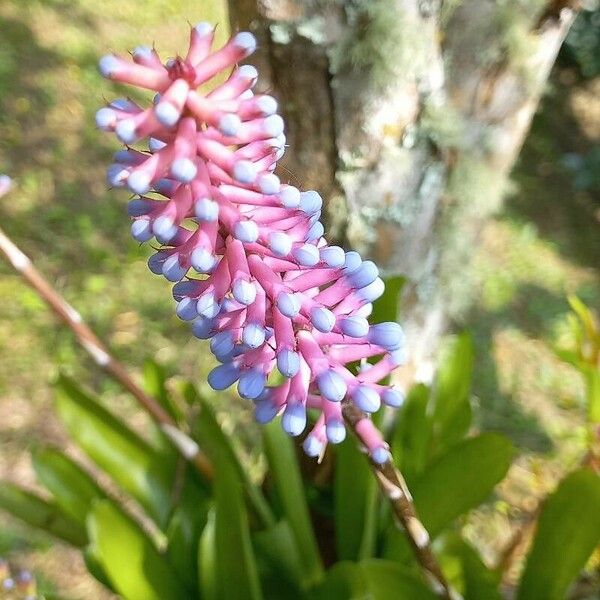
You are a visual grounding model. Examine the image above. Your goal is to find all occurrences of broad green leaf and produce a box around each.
[32,447,105,526]
[517,469,600,600]
[0,483,86,546]
[391,384,432,484]
[370,276,405,323]
[311,560,437,600]
[412,433,513,537]
[198,506,217,600]
[55,374,173,527]
[334,434,378,561]
[88,500,187,600]
[214,455,263,600]
[263,420,323,586]
[186,382,275,527]
[430,332,473,454]
[253,520,305,599]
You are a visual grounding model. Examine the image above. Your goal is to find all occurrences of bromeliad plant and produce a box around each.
[1,22,600,600]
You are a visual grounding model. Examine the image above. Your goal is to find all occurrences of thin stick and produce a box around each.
[0,226,214,481]
[342,400,458,600]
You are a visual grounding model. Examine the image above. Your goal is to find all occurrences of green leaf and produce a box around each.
[391,384,432,483]
[0,482,86,546]
[186,382,275,528]
[214,454,263,600]
[430,332,474,454]
[253,520,305,599]
[263,420,323,586]
[517,468,600,600]
[311,560,437,600]
[370,276,405,323]
[198,506,217,600]
[165,506,204,594]
[412,433,513,537]
[334,434,378,561]
[437,534,501,600]
[32,447,105,526]
[88,500,187,600]
[55,374,173,527]
[143,359,182,423]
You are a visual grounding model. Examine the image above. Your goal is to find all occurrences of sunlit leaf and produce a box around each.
[0,483,86,546]
[32,446,105,526]
[517,469,600,600]
[88,499,187,600]
[55,374,173,527]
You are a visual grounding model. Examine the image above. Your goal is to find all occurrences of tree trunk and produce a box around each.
[228,0,577,373]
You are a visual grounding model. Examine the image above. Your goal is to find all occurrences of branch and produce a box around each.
[342,400,459,600]
[0,225,214,481]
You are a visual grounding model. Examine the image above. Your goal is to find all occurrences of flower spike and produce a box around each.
[98,24,407,459]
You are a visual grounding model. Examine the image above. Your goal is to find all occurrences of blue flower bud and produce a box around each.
[254,399,278,424]
[232,31,257,55]
[238,369,266,399]
[162,254,187,281]
[147,251,167,274]
[171,158,197,183]
[196,293,221,318]
[276,292,301,318]
[242,323,266,348]
[232,279,257,305]
[149,137,167,152]
[320,246,346,267]
[233,220,259,243]
[310,306,336,333]
[303,435,324,458]
[299,191,322,214]
[155,101,179,127]
[277,349,300,377]
[293,243,320,266]
[99,55,120,77]
[195,198,219,222]
[176,297,198,321]
[172,280,197,300]
[258,173,280,195]
[95,107,116,130]
[116,119,138,144]
[368,322,404,350]
[191,248,217,273]
[326,419,346,444]
[152,215,177,242]
[263,114,284,137]
[218,113,241,136]
[282,403,307,436]
[131,219,153,242]
[349,261,379,289]
[382,388,405,408]
[340,315,369,338]
[317,370,347,402]
[210,330,235,359]
[233,160,257,184]
[268,231,292,256]
[191,317,214,339]
[128,198,153,217]
[357,277,385,302]
[351,385,381,413]
[127,171,152,194]
[208,363,240,390]
[343,251,362,274]
[279,186,300,208]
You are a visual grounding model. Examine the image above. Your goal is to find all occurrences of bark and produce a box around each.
[228,0,577,371]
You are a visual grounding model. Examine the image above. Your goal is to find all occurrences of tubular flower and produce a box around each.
[97,24,407,462]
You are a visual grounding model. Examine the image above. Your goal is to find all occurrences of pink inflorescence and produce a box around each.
[96,24,407,463]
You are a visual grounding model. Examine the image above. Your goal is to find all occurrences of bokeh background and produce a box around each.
[0,0,598,597]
